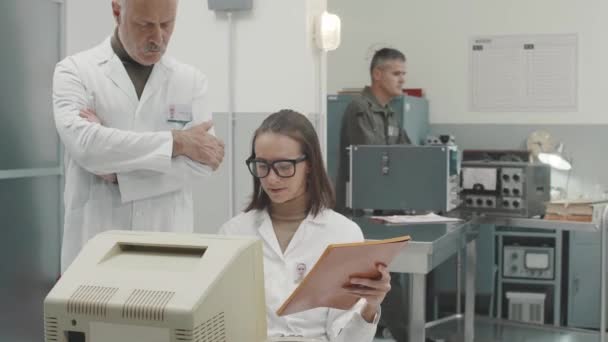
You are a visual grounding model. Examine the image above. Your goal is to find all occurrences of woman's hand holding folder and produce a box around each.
[345,264,391,322]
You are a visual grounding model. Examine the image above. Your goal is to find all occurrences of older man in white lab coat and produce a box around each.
[53,0,224,272]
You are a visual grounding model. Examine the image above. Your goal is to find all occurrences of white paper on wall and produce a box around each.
[470,34,578,112]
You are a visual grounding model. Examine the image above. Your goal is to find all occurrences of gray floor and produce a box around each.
[373,316,602,342]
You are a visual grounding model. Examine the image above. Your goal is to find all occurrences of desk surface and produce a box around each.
[427,316,599,342]
[353,217,476,274]
[356,219,462,241]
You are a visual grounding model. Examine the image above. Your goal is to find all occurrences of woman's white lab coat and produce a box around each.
[219,208,378,342]
[53,37,212,272]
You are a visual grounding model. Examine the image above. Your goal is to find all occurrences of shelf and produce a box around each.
[499,278,557,285]
[472,216,599,233]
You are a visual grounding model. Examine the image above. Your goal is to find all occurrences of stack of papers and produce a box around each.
[545,199,608,222]
[370,213,462,225]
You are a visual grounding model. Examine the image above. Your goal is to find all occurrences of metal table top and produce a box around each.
[471,215,599,232]
[353,217,477,274]
[426,315,599,342]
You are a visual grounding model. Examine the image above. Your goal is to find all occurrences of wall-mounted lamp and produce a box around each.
[315,11,341,51]
[538,143,572,171]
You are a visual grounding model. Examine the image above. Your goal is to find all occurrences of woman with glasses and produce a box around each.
[219,109,391,341]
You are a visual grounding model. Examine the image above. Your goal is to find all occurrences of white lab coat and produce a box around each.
[53,37,213,272]
[218,208,379,342]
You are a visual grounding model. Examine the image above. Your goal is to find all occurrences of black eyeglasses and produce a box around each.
[246,155,307,179]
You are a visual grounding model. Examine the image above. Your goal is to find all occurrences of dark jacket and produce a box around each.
[335,86,410,213]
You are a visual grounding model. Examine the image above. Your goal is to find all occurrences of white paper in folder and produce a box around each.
[462,167,497,191]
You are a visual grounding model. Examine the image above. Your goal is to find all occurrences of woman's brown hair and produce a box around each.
[244,109,335,216]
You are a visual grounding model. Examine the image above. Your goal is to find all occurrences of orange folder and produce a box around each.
[276,235,411,316]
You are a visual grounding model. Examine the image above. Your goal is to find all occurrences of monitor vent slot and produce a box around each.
[67,285,118,317]
[44,316,58,341]
[175,312,226,342]
[122,289,174,321]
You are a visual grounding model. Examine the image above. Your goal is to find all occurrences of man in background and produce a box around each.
[336,47,411,341]
[336,48,411,213]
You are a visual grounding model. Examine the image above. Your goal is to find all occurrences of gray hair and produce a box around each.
[369,48,406,75]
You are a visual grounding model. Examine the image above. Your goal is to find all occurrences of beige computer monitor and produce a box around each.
[44,230,267,342]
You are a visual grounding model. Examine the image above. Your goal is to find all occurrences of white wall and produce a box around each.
[64,0,327,233]
[170,0,325,114]
[328,0,608,124]
[65,1,115,54]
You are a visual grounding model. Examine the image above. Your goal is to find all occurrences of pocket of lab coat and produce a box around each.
[62,205,86,268]
[85,181,119,233]
[81,199,107,238]
[62,196,113,272]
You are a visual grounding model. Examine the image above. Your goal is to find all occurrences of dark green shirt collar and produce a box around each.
[361,86,394,115]
[110,29,154,99]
